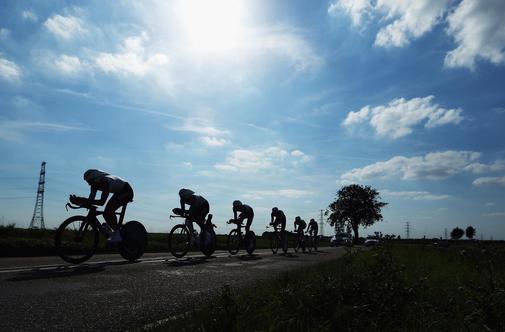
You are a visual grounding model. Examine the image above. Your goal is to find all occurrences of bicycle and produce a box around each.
[168,209,217,258]
[226,219,256,255]
[55,202,147,264]
[294,229,306,253]
[267,223,288,254]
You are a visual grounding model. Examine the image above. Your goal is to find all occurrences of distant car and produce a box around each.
[330,234,351,247]
[364,238,379,246]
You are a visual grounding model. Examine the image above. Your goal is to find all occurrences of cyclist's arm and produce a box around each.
[233,207,238,220]
[270,213,274,224]
[87,187,108,206]
[180,198,186,212]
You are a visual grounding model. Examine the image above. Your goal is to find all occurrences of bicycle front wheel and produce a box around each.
[227,229,240,255]
[168,224,190,258]
[55,216,99,264]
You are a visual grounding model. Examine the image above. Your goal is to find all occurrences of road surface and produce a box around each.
[0,247,350,331]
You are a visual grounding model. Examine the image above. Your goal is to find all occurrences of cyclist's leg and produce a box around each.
[244,214,253,234]
[104,188,132,230]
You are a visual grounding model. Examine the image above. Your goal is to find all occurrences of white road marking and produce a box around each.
[0,249,285,274]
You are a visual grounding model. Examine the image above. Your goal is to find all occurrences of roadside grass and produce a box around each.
[155,243,505,332]
[0,226,327,257]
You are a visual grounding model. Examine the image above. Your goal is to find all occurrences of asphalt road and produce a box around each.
[0,247,350,331]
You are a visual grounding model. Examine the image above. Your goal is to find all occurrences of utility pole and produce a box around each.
[319,209,324,237]
[444,228,448,240]
[29,161,46,229]
[405,221,411,239]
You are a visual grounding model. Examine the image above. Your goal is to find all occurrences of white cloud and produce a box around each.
[472,176,505,187]
[485,202,495,207]
[95,33,168,76]
[43,15,84,40]
[242,189,314,200]
[328,0,373,26]
[21,10,38,22]
[444,0,505,69]
[215,147,288,172]
[291,150,312,162]
[250,27,323,72]
[381,189,450,200]
[0,120,84,142]
[0,28,10,40]
[54,55,82,75]
[343,96,463,139]
[0,58,22,82]
[199,136,228,147]
[465,160,505,174]
[374,0,450,47]
[341,150,480,182]
[482,212,505,218]
[183,161,192,167]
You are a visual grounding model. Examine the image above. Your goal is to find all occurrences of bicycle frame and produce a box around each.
[66,203,127,238]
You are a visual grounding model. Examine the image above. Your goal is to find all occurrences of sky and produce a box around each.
[1,0,505,239]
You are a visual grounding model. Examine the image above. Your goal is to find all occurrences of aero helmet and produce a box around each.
[295,216,301,221]
[310,218,315,222]
[179,188,195,198]
[272,207,278,213]
[233,200,242,208]
[83,169,108,182]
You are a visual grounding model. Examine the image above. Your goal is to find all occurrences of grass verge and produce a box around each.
[154,243,505,331]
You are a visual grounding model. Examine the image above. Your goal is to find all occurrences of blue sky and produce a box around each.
[1,0,505,239]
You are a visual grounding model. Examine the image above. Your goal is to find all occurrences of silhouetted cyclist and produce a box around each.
[307,218,318,237]
[70,169,134,244]
[294,216,307,234]
[175,188,209,235]
[232,200,254,233]
[270,207,286,232]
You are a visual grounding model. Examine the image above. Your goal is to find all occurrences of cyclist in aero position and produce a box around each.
[308,218,318,237]
[270,207,286,232]
[294,216,307,235]
[232,200,254,233]
[176,188,209,235]
[70,169,134,244]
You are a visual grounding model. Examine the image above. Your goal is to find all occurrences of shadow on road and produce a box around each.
[237,254,262,261]
[282,253,299,258]
[5,260,135,282]
[164,256,210,267]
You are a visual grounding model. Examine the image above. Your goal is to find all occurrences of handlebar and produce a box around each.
[65,202,95,211]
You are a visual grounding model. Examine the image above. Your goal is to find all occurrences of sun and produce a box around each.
[177,0,245,54]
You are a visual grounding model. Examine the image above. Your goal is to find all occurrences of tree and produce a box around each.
[326,184,388,243]
[450,227,464,240]
[465,226,476,239]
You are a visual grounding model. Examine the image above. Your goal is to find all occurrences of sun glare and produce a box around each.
[177,0,244,54]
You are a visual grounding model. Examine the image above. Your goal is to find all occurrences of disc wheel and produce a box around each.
[245,231,256,255]
[270,233,279,254]
[119,221,147,262]
[227,229,240,255]
[169,224,190,258]
[55,216,99,264]
[200,229,216,257]
[281,232,288,254]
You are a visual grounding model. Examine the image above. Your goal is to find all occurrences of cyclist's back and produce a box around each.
[294,216,306,233]
[308,218,318,235]
[270,207,286,231]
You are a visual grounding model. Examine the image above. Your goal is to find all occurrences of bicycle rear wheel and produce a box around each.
[281,232,288,254]
[55,216,99,264]
[200,228,216,257]
[119,221,147,262]
[227,229,240,255]
[270,233,279,254]
[169,224,190,258]
[245,231,256,255]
